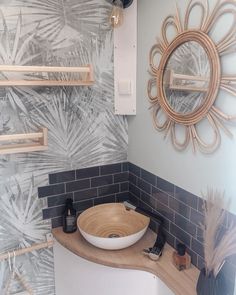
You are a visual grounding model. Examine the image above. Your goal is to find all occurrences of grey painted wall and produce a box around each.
[0,1,128,293]
[128,0,236,214]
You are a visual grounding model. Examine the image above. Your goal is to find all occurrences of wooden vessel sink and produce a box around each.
[77,203,150,250]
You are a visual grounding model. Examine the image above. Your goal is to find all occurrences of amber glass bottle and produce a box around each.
[172,243,191,271]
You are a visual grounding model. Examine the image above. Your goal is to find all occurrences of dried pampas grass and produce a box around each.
[201,189,236,277]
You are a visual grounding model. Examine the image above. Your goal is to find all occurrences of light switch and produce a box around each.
[118,80,132,95]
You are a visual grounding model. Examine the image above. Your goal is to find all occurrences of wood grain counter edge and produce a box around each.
[52,227,199,295]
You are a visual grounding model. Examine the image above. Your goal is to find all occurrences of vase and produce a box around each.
[196,268,227,295]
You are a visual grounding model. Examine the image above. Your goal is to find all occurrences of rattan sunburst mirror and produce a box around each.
[147,0,236,153]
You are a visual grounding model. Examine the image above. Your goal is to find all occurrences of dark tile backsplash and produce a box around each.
[74,188,97,202]
[65,178,90,193]
[127,162,236,292]
[91,175,113,187]
[100,163,122,175]
[175,186,198,209]
[76,166,99,180]
[49,170,75,184]
[48,193,73,207]
[38,183,65,198]
[39,164,130,230]
[38,161,236,281]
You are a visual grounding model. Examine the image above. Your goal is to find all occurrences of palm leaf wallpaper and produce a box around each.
[0,1,128,293]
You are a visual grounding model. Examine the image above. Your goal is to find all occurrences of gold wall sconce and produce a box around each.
[109,0,133,28]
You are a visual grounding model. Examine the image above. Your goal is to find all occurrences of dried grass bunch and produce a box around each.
[202,189,236,277]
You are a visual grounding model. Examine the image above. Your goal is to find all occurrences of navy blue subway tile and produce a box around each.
[139,199,154,212]
[152,186,169,206]
[98,184,120,197]
[51,216,63,229]
[94,195,116,205]
[169,196,190,219]
[156,177,174,196]
[129,172,137,185]
[43,205,65,220]
[120,182,129,192]
[129,163,141,177]
[140,191,156,208]
[74,188,97,202]
[91,175,113,188]
[114,172,129,183]
[129,183,141,198]
[66,179,90,193]
[170,223,191,247]
[38,183,65,198]
[76,166,99,179]
[174,213,197,236]
[196,226,204,243]
[47,193,73,207]
[175,186,198,210]
[187,248,198,268]
[100,163,122,175]
[122,162,129,172]
[155,200,174,222]
[137,178,151,194]
[190,208,204,227]
[49,170,75,184]
[116,192,129,203]
[141,169,156,186]
[129,192,139,206]
[74,199,93,212]
[191,237,204,258]
[163,229,175,248]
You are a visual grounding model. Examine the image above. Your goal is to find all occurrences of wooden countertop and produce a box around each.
[53,227,199,295]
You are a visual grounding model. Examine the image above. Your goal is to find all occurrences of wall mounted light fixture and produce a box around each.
[109,0,133,28]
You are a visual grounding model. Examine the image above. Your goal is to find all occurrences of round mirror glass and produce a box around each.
[163,41,210,115]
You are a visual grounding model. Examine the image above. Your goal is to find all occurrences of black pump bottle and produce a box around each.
[62,198,77,233]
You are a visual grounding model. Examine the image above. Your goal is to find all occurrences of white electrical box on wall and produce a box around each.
[114,0,137,115]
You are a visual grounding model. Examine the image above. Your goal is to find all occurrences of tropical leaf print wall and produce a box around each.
[0,1,128,294]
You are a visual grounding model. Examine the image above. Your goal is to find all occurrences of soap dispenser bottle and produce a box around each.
[172,243,191,271]
[63,198,77,233]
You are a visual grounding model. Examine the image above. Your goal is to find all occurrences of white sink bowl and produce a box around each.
[77,203,150,250]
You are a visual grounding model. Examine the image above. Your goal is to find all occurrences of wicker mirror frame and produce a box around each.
[147,0,236,153]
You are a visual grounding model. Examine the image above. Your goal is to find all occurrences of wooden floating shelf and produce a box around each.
[0,128,48,155]
[0,64,94,86]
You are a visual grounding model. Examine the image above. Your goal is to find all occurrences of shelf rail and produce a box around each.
[0,234,54,262]
[0,64,94,86]
[0,128,48,155]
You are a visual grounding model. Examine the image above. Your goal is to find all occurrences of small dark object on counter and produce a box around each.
[63,198,77,233]
[172,243,191,271]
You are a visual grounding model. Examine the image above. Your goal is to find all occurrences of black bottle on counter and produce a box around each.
[62,198,77,233]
